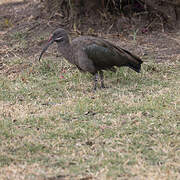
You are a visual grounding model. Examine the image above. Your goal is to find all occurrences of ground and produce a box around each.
[0,0,180,180]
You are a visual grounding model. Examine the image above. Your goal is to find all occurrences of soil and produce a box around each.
[0,0,180,75]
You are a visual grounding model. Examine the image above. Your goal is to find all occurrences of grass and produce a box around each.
[0,58,180,179]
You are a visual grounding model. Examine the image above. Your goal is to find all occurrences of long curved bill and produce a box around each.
[39,39,54,61]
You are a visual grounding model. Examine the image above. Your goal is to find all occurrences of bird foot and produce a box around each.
[92,85,108,91]
[93,85,97,91]
[101,86,109,89]
[101,83,109,89]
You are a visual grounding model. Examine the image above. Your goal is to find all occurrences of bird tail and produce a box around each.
[120,48,143,73]
[127,59,143,73]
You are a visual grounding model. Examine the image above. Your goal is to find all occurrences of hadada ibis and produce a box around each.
[39,28,143,90]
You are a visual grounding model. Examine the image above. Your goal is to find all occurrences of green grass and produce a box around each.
[0,58,180,179]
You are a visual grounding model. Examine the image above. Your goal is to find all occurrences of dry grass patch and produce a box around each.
[0,58,180,179]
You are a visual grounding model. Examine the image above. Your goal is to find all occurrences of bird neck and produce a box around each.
[57,41,74,64]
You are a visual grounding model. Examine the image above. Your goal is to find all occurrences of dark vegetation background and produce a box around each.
[43,0,180,31]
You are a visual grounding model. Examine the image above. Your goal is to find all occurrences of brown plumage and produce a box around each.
[39,28,143,90]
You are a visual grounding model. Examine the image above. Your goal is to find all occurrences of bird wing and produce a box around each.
[84,43,118,68]
[101,39,143,64]
[83,38,143,71]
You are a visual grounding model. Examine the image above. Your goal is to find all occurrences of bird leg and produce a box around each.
[93,73,98,91]
[99,71,105,88]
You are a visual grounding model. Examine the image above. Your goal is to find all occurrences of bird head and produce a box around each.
[39,28,69,61]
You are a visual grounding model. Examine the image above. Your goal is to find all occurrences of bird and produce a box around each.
[39,28,143,90]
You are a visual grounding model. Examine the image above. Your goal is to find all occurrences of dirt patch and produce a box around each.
[0,0,179,75]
